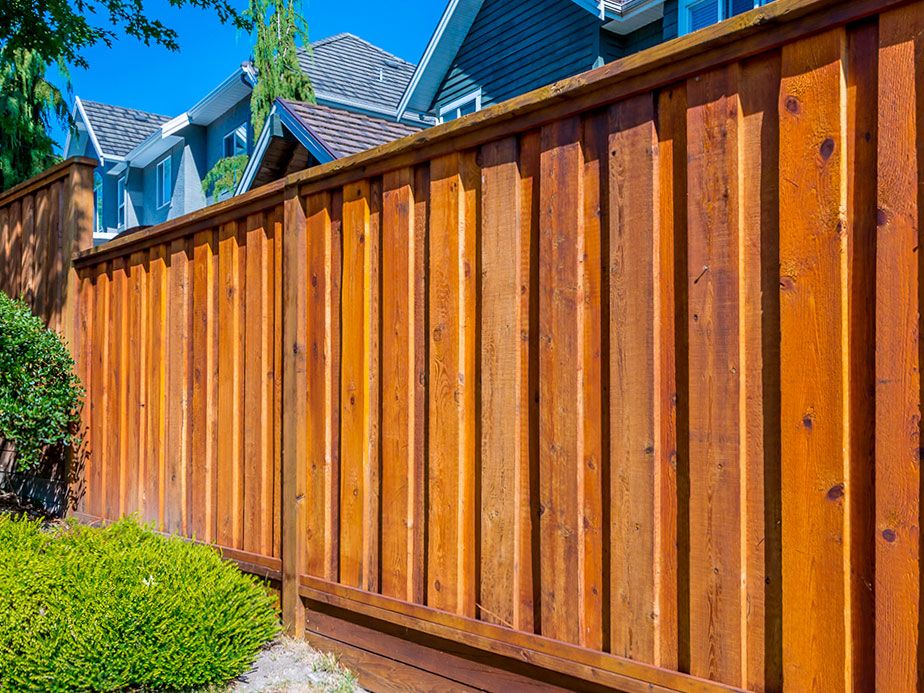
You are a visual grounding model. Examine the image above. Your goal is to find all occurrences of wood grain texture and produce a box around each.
[779,28,850,692]
[876,5,922,691]
[608,92,660,664]
[305,192,337,581]
[381,168,421,602]
[164,238,189,535]
[538,117,584,646]
[427,152,477,618]
[339,179,375,591]
[738,51,783,693]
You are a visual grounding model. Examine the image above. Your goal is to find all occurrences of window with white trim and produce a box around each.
[156,155,171,209]
[93,172,103,233]
[117,176,126,229]
[680,0,773,35]
[439,89,482,123]
[223,124,247,158]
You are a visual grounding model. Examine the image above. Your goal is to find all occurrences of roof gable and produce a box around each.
[299,33,418,115]
[79,99,171,159]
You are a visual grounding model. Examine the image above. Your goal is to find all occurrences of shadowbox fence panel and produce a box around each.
[64,0,924,690]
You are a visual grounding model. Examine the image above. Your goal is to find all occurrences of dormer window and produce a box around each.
[439,89,482,123]
[680,0,773,35]
[223,124,247,158]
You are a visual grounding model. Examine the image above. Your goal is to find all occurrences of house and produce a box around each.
[64,34,431,245]
[396,0,777,123]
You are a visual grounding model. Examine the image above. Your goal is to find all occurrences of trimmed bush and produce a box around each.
[0,516,280,691]
[0,291,83,471]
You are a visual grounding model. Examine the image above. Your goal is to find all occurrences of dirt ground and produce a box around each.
[231,637,364,693]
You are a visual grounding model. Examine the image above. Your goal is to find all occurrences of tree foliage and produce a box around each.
[0,0,250,71]
[201,153,250,199]
[0,50,66,191]
[247,0,315,139]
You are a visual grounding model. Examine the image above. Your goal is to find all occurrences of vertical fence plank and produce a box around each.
[47,182,61,328]
[20,196,34,308]
[244,213,272,555]
[686,65,745,687]
[272,206,284,559]
[428,152,478,618]
[10,201,22,301]
[108,257,127,520]
[876,5,923,691]
[480,138,533,630]
[146,245,167,525]
[656,82,687,673]
[218,222,243,546]
[382,167,418,602]
[90,263,110,520]
[779,28,849,693]
[738,51,783,693]
[609,92,661,664]
[538,117,584,646]
[580,112,606,653]
[124,251,147,517]
[165,239,189,534]
[190,231,217,543]
[282,187,308,636]
[846,19,877,693]
[306,192,337,580]
[32,190,48,319]
[75,268,94,515]
[0,205,9,297]
[340,179,374,590]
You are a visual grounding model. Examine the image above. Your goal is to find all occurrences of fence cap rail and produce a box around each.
[0,157,98,209]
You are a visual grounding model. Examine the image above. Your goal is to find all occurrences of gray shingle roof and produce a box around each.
[80,100,171,158]
[299,33,417,112]
[279,99,422,158]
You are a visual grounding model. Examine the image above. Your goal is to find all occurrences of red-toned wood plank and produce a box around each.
[20,196,34,308]
[876,5,923,691]
[538,117,584,646]
[123,251,148,518]
[655,81,687,673]
[89,262,110,520]
[340,179,375,591]
[164,238,190,535]
[272,205,283,560]
[779,28,850,692]
[217,222,243,547]
[738,51,784,693]
[305,192,337,580]
[427,152,478,618]
[686,65,745,687]
[381,167,419,602]
[146,246,167,525]
[608,92,663,663]
[32,189,48,320]
[107,257,127,520]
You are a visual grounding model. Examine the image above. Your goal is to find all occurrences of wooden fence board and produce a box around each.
[876,4,923,690]
[779,28,849,693]
[164,238,189,535]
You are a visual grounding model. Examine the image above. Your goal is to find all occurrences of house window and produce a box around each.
[680,0,773,35]
[93,173,103,233]
[117,176,126,229]
[223,124,247,158]
[439,89,482,123]
[156,155,171,209]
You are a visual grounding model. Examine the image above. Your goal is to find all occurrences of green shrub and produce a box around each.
[0,291,83,471]
[0,516,280,691]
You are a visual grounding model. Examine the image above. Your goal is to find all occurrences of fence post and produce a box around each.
[281,180,308,636]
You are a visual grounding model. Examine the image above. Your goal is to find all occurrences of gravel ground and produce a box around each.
[230,637,364,693]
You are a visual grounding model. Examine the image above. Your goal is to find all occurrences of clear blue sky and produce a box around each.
[50,0,445,153]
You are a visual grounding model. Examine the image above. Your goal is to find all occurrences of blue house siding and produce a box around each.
[432,0,599,115]
[663,0,680,42]
[206,97,253,172]
[600,20,666,64]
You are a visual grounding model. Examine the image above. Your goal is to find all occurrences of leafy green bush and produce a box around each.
[0,291,83,471]
[0,516,280,691]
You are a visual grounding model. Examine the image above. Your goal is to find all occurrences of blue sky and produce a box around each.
[50,0,445,153]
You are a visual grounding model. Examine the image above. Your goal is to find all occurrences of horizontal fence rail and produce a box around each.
[5,0,918,689]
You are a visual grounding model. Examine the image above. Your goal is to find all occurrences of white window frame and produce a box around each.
[438,89,482,123]
[156,155,172,209]
[679,0,770,35]
[93,173,103,233]
[117,176,126,229]
[223,123,248,158]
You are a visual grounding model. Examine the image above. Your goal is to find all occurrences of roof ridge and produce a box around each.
[307,32,414,66]
[80,98,171,121]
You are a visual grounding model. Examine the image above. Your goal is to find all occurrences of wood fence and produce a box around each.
[5,0,923,689]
